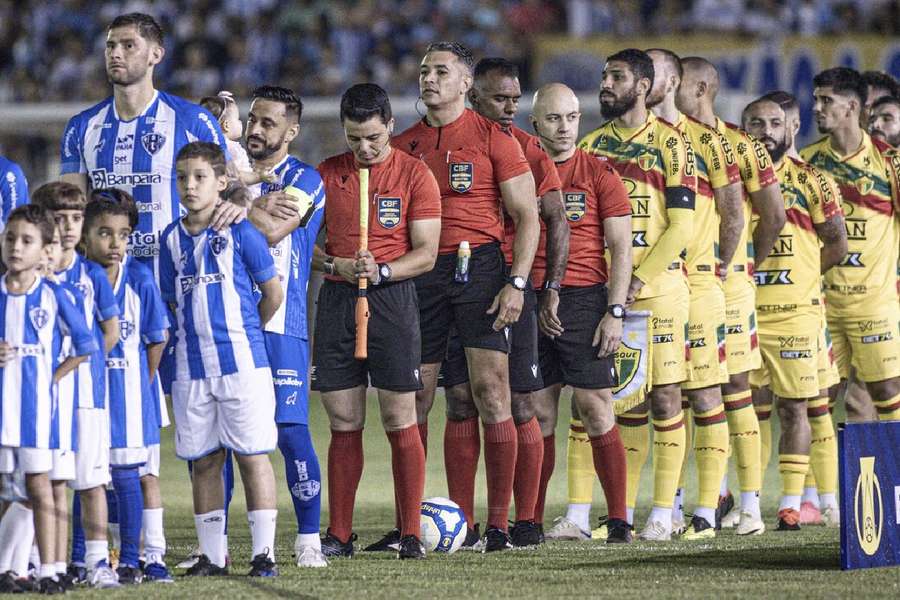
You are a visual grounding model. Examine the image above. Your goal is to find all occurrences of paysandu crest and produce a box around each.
[854,455,882,556]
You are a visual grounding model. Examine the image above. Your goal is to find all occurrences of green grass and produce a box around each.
[80,393,900,598]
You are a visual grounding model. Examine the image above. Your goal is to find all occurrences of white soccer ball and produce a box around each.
[420,497,467,554]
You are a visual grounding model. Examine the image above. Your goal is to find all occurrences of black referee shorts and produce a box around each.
[312,279,423,393]
[538,283,618,390]
[415,242,509,364]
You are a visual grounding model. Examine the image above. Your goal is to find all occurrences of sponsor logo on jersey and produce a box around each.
[780,349,814,359]
[632,231,649,247]
[653,334,674,344]
[839,252,865,267]
[129,231,160,258]
[116,134,134,152]
[376,196,401,228]
[449,162,473,193]
[753,269,793,285]
[29,307,49,330]
[14,344,44,357]
[105,357,128,369]
[689,338,706,348]
[726,324,743,335]
[858,318,889,332]
[564,192,586,221]
[90,169,162,189]
[273,375,302,387]
[862,333,893,344]
[179,273,225,295]
[141,132,166,155]
[854,456,883,556]
[779,335,810,347]
[845,218,866,241]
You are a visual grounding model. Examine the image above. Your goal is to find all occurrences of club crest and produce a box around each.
[119,319,135,341]
[209,235,228,256]
[611,344,639,396]
[449,162,473,193]
[141,132,167,155]
[856,176,874,195]
[29,307,49,330]
[564,192,587,222]
[638,152,657,171]
[376,196,401,228]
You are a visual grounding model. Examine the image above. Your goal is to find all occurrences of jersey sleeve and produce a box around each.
[138,273,170,345]
[59,115,86,175]
[54,285,97,356]
[596,161,632,218]
[89,265,120,322]
[1,162,28,219]
[236,222,277,284]
[701,129,736,189]
[489,127,531,183]
[739,136,777,193]
[808,166,842,222]
[715,130,742,184]
[407,160,442,221]
[158,230,177,304]
[661,128,697,191]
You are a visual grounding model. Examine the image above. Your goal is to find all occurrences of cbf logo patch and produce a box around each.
[141,132,166,155]
[564,192,586,222]
[377,196,401,228]
[449,162,473,193]
[209,235,228,256]
[29,307,49,330]
[120,319,135,341]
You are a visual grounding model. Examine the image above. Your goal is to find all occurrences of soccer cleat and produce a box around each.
[638,520,672,541]
[89,561,121,588]
[483,527,513,552]
[37,577,65,595]
[735,511,765,536]
[175,547,201,570]
[799,501,823,525]
[14,577,37,593]
[0,572,23,593]
[715,493,734,530]
[397,535,426,560]
[295,545,328,568]
[184,555,228,577]
[544,516,590,541]
[57,573,76,591]
[671,515,687,536]
[320,530,356,558]
[681,515,716,540]
[460,524,482,551]
[776,508,801,531]
[590,518,607,540]
[66,564,87,585]
[247,551,278,577]
[363,528,401,552]
[116,565,143,585]
[605,519,634,544]
[509,520,542,547]
[720,505,741,528]
[822,506,840,528]
[143,561,174,583]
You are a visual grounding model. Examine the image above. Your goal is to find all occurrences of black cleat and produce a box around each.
[605,518,634,544]
[509,520,542,547]
[715,492,735,530]
[56,573,76,591]
[184,554,228,577]
[483,527,513,552]
[397,535,426,560]
[37,577,65,595]
[321,529,356,558]
[14,577,37,593]
[363,528,401,552]
[247,551,277,577]
[460,523,481,550]
[537,522,545,543]
[0,571,22,593]
[66,564,87,585]
[116,565,143,585]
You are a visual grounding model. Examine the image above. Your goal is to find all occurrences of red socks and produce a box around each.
[483,418,518,530]
[418,422,429,457]
[387,425,426,538]
[535,434,556,524]
[590,427,627,521]
[513,417,544,522]
[444,417,480,527]
[328,429,364,543]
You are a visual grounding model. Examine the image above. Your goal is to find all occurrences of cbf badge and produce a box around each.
[564,192,586,222]
[377,196,401,228]
[449,162,473,193]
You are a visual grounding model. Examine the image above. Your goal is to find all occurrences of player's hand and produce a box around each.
[211,200,247,231]
[487,284,523,331]
[257,167,278,184]
[333,257,357,284]
[354,250,380,284]
[593,313,623,358]
[262,191,301,221]
[0,341,14,367]
[538,289,564,338]
[625,275,644,307]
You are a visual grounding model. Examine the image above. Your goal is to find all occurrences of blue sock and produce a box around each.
[223,450,235,535]
[71,494,85,565]
[277,423,322,534]
[106,487,119,527]
[110,467,143,568]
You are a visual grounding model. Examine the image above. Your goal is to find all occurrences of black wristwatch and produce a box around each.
[377,263,392,284]
[507,275,527,291]
[608,304,625,319]
[543,280,561,292]
[323,256,335,275]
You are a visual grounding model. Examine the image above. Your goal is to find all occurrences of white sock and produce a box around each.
[694,506,716,526]
[672,488,684,519]
[0,503,32,572]
[625,507,635,526]
[801,486,820,507]
[11,507,35,576]
[194,511,226,567]
[740,491,761,517]
[38,564,56,580]
[55,561,66,575]
[223,533,229,558]
[564,503,591,532]
[779,495,801,512]
[142,508,166,561]
[29,543,39,570]
[296,533,321,551]
[719,473,729,497]
[109,523,121,550]
[85,540,109,571]
[247,510,277,561]
[648,506,672,527]
[820,493,838,510]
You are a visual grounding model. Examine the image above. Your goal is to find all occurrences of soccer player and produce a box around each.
[869,96,900,148]
[244,85,328,567]
[0,204,97,594]
[579,48,696,541]
[743,96,848,530]
[392,42,540,551]
[158,142,283,577]
[0,154,28,227]
[801,68,900,423]
[860,70,900,125]
[526,83,633,543]
[676,56,786,531]
[312,83,439,560]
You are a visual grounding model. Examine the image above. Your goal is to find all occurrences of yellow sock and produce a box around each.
[617,412,650,507]
[724,391,761,493]
[874,392,900,421]
[566,419,594,504]
[804,469,817,488]
[693,404,729,509]
[677,398,692,489]
[755,403,772,487]
[778,454,810,497]
[807,397,837,494]
[651,411,686,508]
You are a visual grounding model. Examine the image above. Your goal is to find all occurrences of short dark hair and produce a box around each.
[474,57,519,80]
[340,83,392,124]
[813,67,867,107]
[176,141,226,176]
[6,204,56,245]
[251,85,303,123]
[31,181,86,212]
[760,90,798,114]
[646,48,682,79]
[872,95,900,112]
[607,49,655,95]
[199,95,228,121]
[85,188,139,231]
[108,13,164,46]
[861,70,900,99]
[425,41,475,73]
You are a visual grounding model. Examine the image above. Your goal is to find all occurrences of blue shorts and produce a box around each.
[264,332,310,425]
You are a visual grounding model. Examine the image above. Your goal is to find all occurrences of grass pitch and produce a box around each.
[75,394,899,599]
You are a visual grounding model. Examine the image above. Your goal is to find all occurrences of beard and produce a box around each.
[871,128,900,147]
[761,135,790,163]
[600,87,639,120]
[246,134,283,160]
[106,65,146,87]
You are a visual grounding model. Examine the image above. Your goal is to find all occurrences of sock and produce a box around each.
[327,429,364,543]
[85,539,109,571]
[483,418,518,531]
[693,404,729,511]
[741,491,761,518]
[444,417,480,528]
[778,454,809,507]
[387,425,426,538]
[719,473,728,497]
[874,392,900,421]
[111,467,143,568]
[418,422,429,456]
[277,423,322,535]
[535,435,556,525]
[513,417,544,522]
[106,487,120,551]
[0,503,31,572]
[296,532,321,551]
[223,450,235,536]
[755,403,772,486]
[617,412,650,508]
[55,561,66,575]
[247,509,277,561]
[71,493,85,564]
[29,544,38,571]
[723,391,761,494]
[647,505,672,527]
[672,488,685,522]
[564,504,591,532]
[779,495,802,512]
[590,427,627,521]
[820,492,838,510]
[194,510,226,567]
[142,508,166,562]
[566,419,594,506]
[677,399,692,490]
[39,564,56,580]
[694,506,716,527]
[808,397,838,497]
[651,411,686,509]
[802,486,820,507]
[626,507,634,525]
[804,470,818,489]
[11,509,34,577]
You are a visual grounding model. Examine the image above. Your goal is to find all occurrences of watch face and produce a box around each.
[380,264,390,278]
[611,305,625,318]
[513,276,526,289]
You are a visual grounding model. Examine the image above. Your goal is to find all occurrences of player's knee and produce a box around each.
[865,377,900,402]
[445,384,478,421]
[686,386,722,413]
[575,390,615,436]
[470,380,509,422]
[751,386,773,409]
[722,372,749,395]
[510,392,535,425]
[776,399,807,429]
[649,384,682,419]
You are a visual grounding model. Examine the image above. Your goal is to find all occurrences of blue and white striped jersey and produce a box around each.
[158,219,276,381]
[53,280,84,452]
[0,155,28,227]
[253,155,324,339]
[107,257,168,450]
[55,253,120,410]
[0,275,96,449]
[59,91,230,267]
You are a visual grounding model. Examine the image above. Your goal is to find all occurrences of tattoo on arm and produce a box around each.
[539,190,570,284]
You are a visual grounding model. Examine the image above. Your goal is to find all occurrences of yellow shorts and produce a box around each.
[724,275,761,376]
[683,279,729,390]
[816,318,841,391]
[827,306,900,382]
[632,281,690,387]
[751,310,820,399]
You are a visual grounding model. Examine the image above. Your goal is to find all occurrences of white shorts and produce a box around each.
[110,446,150,468]
[172,368,277,460]
[0,446,53,474]
[50,449,76,481]
[70,408,111,491]
[138,444,161,478]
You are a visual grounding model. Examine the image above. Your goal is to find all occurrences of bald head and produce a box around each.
[677,56,719,117]
[532,83,579,117]
[531,83,581,157]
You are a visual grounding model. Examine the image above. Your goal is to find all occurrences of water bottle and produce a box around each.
[454,241,470,283]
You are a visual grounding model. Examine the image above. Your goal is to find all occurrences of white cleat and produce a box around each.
[735,511,766,536]
[671,516,687,536]
[822,506,840,528]
[721,505,741,528]
[544,517,590,541]
[296,545,329,568]
[89,562,121,589]
[638,520,672,541]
